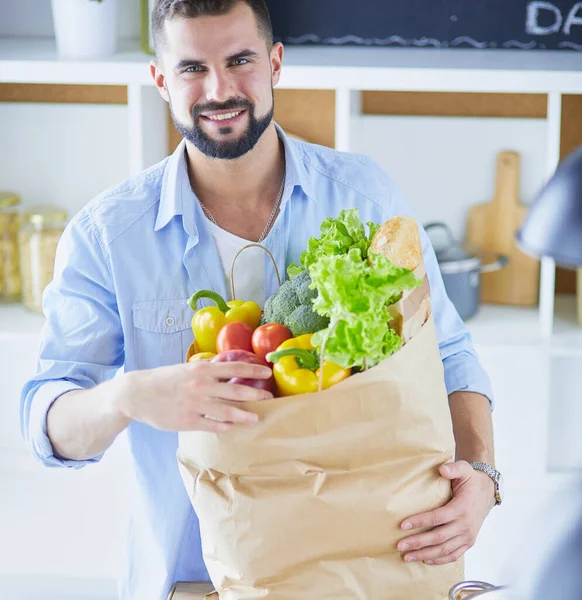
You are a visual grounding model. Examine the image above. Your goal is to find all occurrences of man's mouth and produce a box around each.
[201,109,246,125]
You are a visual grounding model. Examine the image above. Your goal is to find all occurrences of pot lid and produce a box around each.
[425,222,479,264]
[435,244,474,263]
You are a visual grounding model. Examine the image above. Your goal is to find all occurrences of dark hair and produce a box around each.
[152,0,274,56]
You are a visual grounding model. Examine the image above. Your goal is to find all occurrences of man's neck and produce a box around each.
[185,122,285,214]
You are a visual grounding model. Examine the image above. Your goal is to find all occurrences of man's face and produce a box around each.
[158,3,282,160]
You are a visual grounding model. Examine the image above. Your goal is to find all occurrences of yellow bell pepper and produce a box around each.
[187,290,262,353]
[188,352,216,362]
[266,334,351,397]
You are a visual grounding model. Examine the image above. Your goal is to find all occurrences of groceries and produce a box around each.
[266,333,350,396]
[187,289,262,353]
[211,349,276,395]
[260,269,330,336]
[251,323,293,362]
[186,208,429,397]
[178,210,463,598]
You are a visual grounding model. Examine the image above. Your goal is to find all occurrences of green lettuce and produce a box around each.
[309,248,422,369]
[287,208,380,279]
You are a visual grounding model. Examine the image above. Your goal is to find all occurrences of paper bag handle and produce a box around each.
[229,243,282,301]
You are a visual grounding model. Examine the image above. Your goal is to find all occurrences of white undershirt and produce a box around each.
[208,221,266,308]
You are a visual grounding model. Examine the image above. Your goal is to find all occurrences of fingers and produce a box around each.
[211,381,273,402]
[401,501,458,531]
[200,398,259,426]
[398,523,459,553]
[440,460,473,480]
[425,544,471,566]
[407,536,467,564]
[195,361,273,381]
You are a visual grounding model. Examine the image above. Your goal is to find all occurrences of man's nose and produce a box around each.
[205,69,236,104]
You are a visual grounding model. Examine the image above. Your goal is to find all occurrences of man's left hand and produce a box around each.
[397,460,495,565]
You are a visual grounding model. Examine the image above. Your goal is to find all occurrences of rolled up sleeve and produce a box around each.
[386,180,495,408]
[20,209,124,468]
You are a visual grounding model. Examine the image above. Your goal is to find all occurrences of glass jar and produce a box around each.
[0,192,22,303]
[18,206,68,313]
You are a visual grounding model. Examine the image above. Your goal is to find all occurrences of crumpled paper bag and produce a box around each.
[177,313,463,599]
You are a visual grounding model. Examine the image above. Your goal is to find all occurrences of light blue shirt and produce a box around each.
[20,124,493,600]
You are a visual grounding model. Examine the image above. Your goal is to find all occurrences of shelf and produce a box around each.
[2,295,581,354]
[0,38,153,86]
[468,294,582,354]
[2,37,582,92]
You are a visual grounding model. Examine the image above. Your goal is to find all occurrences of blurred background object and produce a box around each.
[52,0,120,59]
[0,192,22,303]
[465,151,540,308]
[18,206,68,313]
[426,221,508,321]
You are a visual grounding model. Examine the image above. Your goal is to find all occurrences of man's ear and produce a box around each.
[150,60,170,103]
[270,42,284,87]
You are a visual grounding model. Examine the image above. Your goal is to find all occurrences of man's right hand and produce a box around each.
[113,361,274,433]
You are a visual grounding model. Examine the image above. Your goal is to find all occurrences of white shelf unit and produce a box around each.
[2,37,582,593]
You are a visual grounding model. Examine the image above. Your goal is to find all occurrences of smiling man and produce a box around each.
[20,1,499,599]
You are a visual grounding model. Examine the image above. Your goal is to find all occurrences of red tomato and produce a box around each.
[252,323,293,362]
[211,350,276,395]
[216,321,254,354]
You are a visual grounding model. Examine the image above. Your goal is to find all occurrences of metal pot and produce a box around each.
[425,222,509,321]
[449,581,513,599]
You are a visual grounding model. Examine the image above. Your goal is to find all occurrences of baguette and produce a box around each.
[370,216,431,343]
[370,216,422,271]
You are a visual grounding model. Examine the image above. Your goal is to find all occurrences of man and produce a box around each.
[20,1,500,599]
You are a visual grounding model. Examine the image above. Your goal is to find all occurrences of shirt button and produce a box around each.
[165,316,175,327]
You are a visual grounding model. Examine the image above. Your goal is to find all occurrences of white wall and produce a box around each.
[0,103,130,219]
[351,115,548,240]
[548,356,582,472]
[0,0,141,40]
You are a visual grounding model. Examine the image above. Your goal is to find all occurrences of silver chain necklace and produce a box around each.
[199,170,286,243]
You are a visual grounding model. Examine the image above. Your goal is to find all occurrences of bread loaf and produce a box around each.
[370,216,423,271]
[370,216,431,343]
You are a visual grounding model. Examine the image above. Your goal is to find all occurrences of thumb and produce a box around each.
[439,460,472,480]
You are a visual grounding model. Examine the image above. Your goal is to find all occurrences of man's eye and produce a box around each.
[232,58,249,66]
[185,66,204,73]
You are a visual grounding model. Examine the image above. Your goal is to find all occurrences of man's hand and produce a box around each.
[114,360,274,433]
[397,461,495,565]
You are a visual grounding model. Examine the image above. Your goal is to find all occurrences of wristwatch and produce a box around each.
[470,462,504,506]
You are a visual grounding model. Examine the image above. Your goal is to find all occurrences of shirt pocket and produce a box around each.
[132,299,193,371]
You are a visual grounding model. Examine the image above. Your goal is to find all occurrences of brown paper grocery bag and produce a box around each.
[177,315,463,599]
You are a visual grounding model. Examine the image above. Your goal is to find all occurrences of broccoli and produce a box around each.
[262,269,330,336]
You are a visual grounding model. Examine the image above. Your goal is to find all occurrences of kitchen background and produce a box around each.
[1,0,582,598]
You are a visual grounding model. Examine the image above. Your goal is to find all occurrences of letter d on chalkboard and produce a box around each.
[526,2,562,35]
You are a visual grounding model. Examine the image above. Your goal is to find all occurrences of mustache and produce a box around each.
[192,98,254,118]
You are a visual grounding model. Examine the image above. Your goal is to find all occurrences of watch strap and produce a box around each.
[470,461,502,506]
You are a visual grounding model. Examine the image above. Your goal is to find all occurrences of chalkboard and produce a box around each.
[266,0,582,51]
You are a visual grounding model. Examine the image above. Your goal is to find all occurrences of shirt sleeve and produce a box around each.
[20,209,125,468]
[384,178,494,408]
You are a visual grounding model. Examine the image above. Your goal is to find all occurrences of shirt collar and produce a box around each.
[154,121,317,234]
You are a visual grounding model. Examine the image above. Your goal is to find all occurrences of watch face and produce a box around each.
[496,472,505,504]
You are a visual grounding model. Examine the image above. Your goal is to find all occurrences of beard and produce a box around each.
[170,92,274,160]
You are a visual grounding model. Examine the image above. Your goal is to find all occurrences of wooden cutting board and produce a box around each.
[465,151,540,306]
